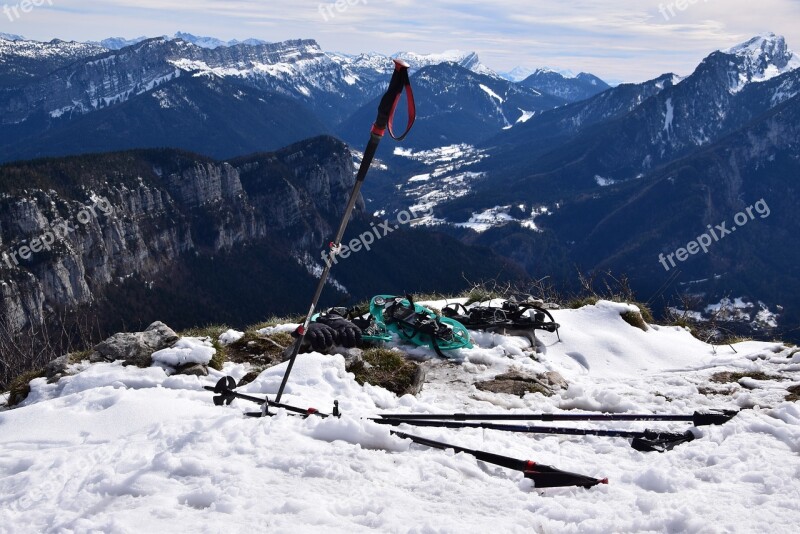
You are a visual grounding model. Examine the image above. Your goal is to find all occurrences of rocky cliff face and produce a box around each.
[0,136,356,333]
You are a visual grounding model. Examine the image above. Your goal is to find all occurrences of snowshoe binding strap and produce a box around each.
[342,307,392,342]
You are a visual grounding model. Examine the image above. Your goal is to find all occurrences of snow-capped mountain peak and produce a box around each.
[497,66,536,82]
[394,50,497,77]
[720,33,800,91]
[97,36,149,50]
[0,32,25,41]
[533,66,576,79]
[173,32,269,49]
[93,33,272,51]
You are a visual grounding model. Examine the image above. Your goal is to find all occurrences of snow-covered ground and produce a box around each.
[1,301,799,533]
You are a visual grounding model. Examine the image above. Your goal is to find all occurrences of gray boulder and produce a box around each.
[45,355,71,380]
[91,321,179,367]
[176,363,209,377]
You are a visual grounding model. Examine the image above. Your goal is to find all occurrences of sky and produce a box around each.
[2,0,800,82]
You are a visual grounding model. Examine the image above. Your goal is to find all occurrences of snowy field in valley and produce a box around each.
[1,301,799,533]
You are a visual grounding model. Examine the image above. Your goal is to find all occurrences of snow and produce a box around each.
[515,109,536,124]
[534,66,577,79]
[457,207,516,233]
[498,66,537,82]
[295,252,348,294]
[392,144,489,221]
[454,205,550,233]
[151,337,216,367]
[0,38,105,61]
[595,175,617,187]
[722,33,800,93]
[395,50,497,77]
[1,301,799,532]
[479,84,504,103]
[219,330,245,346]
[663,97,674,138]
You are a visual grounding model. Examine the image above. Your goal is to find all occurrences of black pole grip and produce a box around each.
[371,59,415,140]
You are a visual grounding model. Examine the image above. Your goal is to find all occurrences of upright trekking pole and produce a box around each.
[275,59,416,403]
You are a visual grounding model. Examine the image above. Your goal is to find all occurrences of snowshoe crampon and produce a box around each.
[443,297,561,343]
[370,295,472,357]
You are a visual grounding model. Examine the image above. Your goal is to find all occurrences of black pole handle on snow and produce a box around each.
[275,59,416,403]
[205,377,333,418]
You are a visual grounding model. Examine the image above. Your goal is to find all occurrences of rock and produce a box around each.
[341,347,364,369]
[406,365,427,396]
[91,321,179,367]
[543,371,568,389]
[0,137,357,344]
[475,370,558,398]
[177,363,209,377]
[45,355,70,380]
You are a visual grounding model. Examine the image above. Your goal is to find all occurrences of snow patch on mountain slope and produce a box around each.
[456,207,516,233]
[295,252,348,294]
[663,97,675,137]
[455,205,552,233]
[595,175,617,187]
[479,84,504,103]
[516,109,536,124]
[1,302,798,532]
[479,84,510,126]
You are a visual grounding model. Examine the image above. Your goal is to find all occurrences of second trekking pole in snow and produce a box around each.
[275,59,416,403]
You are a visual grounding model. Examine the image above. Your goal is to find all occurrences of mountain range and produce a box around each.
[1,31,799,343]
[0,33,605,160]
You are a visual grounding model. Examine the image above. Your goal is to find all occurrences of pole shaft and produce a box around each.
[273,59,412,403]
[376,419,658,439]
[274,136,381,403]
[378,413,694,422]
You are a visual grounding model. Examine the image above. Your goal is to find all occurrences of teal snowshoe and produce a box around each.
[370,295,472,358]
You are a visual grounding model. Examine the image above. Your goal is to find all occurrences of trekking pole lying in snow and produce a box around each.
[206,379,606,489]
[377,410,739,427]
[208,376,729,452]
[275,59,416,403]
[374,419,697,453]
[391,430,608,489]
